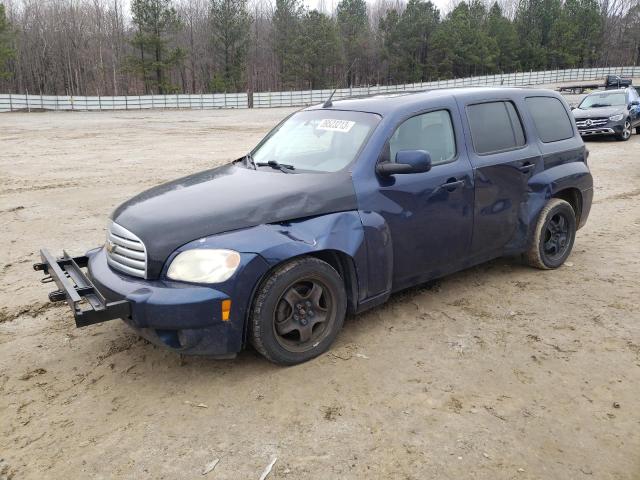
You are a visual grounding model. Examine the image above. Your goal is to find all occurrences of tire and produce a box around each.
[249,257,347,365]
[615,119,632,141]
[636,125,640,135]
[526,198,576,270]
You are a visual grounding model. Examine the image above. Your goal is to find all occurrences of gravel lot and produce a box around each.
[1,108,639,480]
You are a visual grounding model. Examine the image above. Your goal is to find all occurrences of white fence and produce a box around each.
[253,66,640,108]
[0,92,247,112]
[1,66,638,112]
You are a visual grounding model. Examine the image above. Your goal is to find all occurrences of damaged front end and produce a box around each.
[34,243,272,356]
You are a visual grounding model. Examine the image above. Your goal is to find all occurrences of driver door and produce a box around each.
[375,106,474,290]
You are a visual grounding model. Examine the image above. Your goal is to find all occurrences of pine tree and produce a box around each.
[336,0,369,86]
[432,1,495,78]
[273,0,305,88]
[128,0,184,94]
[379,9,403,83]
[210,0,250,92]
[0,3,14,80]
[487,3,518,72]
[301,10,341,89]
[379,1,440,84]
[515,0,562,69]
[549,0,601,68]
[398,0,440,82]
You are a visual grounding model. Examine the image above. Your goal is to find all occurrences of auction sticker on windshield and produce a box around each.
[317,119,355,132]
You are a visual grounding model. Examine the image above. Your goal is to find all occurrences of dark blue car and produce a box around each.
[35,87,593,365]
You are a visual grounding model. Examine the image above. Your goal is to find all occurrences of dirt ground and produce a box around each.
[1,108,639,480]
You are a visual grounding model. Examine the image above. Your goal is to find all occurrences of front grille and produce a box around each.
[106,222,147,279]
[575,118,608,129]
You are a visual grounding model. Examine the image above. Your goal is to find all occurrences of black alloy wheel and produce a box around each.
[526,198,576,270]
[273,278,335,352]
[542,211,572,264]
[250,257,346,365]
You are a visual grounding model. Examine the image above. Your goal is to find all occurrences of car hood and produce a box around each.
[573,106,625,119]
[111,163,358,278]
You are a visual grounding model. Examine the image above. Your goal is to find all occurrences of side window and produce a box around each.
[466,101,525,154]
[388,110,456,166]
[525,96,574,143]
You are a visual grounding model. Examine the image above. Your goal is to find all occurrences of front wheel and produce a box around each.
[249,257,347,365]
[526,198,576,270]
[616,119,632,141]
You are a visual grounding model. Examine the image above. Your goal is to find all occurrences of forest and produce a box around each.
[0,0,638,96]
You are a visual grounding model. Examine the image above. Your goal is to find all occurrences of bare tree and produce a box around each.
[0,0,637,95]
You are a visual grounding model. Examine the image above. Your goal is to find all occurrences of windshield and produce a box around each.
[578,92,626,109]
[251,110,381,172]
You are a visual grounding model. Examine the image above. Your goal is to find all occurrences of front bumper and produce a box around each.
[578,127,616,136]
[577,119,625,137]
[35,247,269,355]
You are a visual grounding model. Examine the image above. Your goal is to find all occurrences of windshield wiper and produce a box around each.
[256,160,295,173]
[588,103,611,108]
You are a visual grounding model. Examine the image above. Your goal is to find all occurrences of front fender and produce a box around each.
[166,211,387,330]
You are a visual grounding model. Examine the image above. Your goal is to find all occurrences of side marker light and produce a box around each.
[221,299,232,321]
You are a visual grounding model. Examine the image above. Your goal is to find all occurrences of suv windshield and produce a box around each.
[251,110,381,172]
[578,92,626,109]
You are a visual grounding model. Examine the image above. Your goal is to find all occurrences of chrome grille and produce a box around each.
[106,222,147,279]
[575,118,608,129]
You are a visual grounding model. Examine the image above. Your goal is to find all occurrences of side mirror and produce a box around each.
[630,100,639,108]
[376,150,432,176]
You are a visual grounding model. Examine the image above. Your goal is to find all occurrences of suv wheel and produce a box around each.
[526,198,576,270]
[616,119,632,141]
[249,257,346,365]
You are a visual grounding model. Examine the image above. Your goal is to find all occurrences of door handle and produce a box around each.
[519,162,535,173]
[441,178,465,191]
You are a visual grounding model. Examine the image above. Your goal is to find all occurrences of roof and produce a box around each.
[305,86,559,116]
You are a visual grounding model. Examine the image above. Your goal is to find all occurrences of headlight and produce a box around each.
[167,249,241,283]
[608,114,624,121]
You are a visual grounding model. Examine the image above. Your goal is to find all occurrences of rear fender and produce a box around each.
[523,161,593,245]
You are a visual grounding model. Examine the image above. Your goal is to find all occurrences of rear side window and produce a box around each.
[467,101,525,154]
[525,96,574,143]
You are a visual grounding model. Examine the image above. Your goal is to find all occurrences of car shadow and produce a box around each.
[97,254,529,381]
[582,134,633,143]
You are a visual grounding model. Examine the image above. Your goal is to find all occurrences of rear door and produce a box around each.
[459,96,541,258]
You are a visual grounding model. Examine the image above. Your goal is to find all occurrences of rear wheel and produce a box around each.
[249,257,346,365]
[526,199,576,270]
[616,119,632,141]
